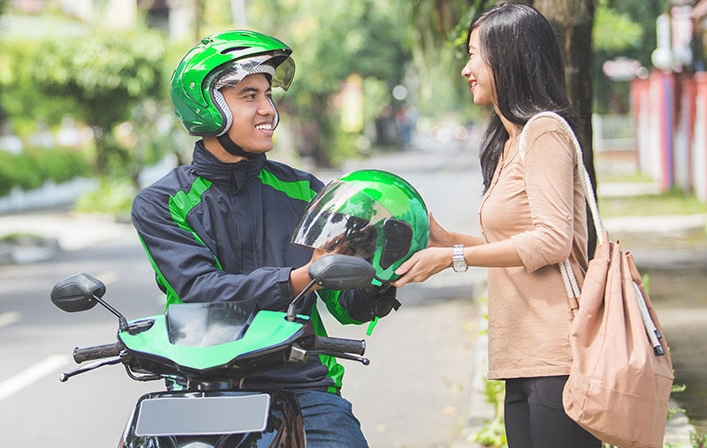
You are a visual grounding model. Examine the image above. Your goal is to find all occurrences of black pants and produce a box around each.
[504,376,601,448]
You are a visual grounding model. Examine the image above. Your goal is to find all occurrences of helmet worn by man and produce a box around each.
[170,30,295,157]
[291,169,430,284]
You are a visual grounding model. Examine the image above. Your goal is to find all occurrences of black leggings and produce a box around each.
[504,376,601,448]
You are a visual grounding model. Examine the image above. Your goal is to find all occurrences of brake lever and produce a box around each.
[309,351,370,366]
[287,344,370,366]
[59,356,123,382]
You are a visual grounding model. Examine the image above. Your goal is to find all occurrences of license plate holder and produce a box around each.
[134,393,270,436]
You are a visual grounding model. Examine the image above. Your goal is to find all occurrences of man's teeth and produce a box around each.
[256,124,273,130]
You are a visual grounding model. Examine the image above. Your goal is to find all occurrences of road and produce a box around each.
[0,135,488,448]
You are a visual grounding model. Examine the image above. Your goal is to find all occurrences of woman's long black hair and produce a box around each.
[468,2,582,192]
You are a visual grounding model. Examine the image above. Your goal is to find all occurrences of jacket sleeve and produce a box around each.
[131,188,294,311]
[317,285,400,325]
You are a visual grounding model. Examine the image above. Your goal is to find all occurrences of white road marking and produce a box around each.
[0,311,20,329]
[0,355,71,402]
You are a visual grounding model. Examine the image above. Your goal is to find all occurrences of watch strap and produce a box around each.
[453,244,468,272]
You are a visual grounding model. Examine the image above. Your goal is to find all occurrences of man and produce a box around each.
[131,30,398,447]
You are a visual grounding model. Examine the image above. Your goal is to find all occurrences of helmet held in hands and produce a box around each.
[291,170,430,284]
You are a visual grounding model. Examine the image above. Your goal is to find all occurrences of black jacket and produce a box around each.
[131,141,394,392]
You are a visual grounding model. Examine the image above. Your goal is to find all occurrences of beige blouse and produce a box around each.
[479,115,588,380]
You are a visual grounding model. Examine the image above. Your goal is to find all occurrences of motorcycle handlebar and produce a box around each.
[73,343,122,363]
[309,336,366,356]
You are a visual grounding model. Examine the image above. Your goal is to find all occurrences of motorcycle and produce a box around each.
[50,254,375,447]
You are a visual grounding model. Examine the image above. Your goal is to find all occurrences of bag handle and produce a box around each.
[518,112,606,309]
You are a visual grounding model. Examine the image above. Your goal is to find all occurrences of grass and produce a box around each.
[596,167,707,218]
[598,190,707,219]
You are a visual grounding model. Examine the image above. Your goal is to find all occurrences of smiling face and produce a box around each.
[218,73,277,159]
[461,27,496,107]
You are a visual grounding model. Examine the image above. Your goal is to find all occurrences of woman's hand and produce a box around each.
[390,247,452,288]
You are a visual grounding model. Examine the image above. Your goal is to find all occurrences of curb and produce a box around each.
[452,286,493,448]
[0,237,60,265]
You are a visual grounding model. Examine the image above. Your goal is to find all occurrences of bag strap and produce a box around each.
[518,112,606,310]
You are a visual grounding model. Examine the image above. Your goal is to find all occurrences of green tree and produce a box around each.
[30,30,166,180]
[593,0,666,115]
[409,0,496,120]
[0,0,11,131]
[0,39,74,139]
[249,0,414,166]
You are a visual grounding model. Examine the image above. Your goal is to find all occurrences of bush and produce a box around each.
[0,147,92,196]
[75,177,136,215]
[31,147,92,183]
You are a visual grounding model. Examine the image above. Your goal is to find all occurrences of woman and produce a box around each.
[392,3,601,447]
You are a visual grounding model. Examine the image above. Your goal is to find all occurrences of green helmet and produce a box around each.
[291,170,430,284]
[170,30,295,136]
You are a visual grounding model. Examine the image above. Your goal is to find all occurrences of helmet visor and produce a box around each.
[291,181,394,261]
[212,52,295,91]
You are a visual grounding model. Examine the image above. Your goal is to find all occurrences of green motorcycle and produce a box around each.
[50,254,374,448]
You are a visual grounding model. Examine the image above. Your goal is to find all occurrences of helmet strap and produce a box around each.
[217,134,259,160]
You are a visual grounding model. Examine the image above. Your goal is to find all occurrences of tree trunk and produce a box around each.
[534,0,598,256]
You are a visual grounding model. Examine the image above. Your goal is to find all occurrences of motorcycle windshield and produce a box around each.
[166,302,257,347]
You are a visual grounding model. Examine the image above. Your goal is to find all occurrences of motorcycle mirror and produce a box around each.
[51,273,131,331]
[286,254,375,322]
[50,273,106,312]
[308,254,375,290]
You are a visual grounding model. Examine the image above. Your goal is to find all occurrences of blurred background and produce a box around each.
[1,0,704,216]
[2,2,707,446]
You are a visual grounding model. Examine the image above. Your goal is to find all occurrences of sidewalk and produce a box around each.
[0,210,135,265]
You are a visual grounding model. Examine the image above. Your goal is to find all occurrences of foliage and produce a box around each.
[592,0,667,114]
[0,150,41,194]
[248,0,416,165]
[0,147,91,196]
[594,0,644,53]
[690,430,707,448]
[0,39,73,138]
[472,378,507,447]
[28,29,167,176]
[414,0,496,121]
[75,177,136,215]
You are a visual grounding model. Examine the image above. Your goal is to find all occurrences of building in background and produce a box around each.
[631,0,707,202]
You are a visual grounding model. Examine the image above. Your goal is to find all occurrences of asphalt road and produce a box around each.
[0,136,489,448]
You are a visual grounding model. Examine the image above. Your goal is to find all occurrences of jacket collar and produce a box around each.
[191,140,265,193]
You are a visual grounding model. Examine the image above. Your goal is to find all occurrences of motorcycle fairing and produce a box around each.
[119,304,310,372]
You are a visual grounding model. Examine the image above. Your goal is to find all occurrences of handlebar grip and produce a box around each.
[311,336,366,356]
[73,343,122,363]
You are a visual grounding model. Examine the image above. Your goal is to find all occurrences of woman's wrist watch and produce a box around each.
[452,244,468,272]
